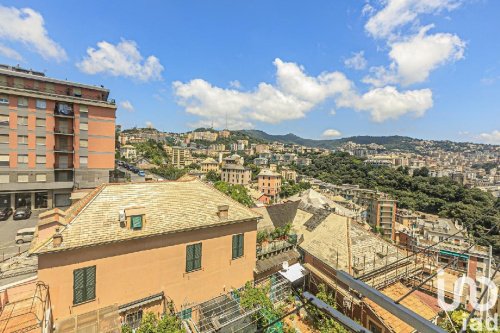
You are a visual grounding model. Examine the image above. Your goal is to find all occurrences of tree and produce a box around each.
[305,284,349,333]
[122,311,185,333]
[214,181,254,207]
[152,166,187,180]
[205,170,220,182]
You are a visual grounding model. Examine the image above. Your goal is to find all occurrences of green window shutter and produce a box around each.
[186,244,195,272]
[194,243,202,270]
[73,268,85,305]
[131,215,143,229]
[85,266,96,301]
[232,234,244,259]
[238,234,244,258]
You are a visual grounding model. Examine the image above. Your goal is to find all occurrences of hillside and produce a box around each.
[238,130,419,150]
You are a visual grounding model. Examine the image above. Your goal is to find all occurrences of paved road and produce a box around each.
[0,211,41,261]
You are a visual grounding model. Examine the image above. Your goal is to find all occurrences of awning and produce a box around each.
[118,292,164,313]
[279,263,307,283]
[439,250,469,260]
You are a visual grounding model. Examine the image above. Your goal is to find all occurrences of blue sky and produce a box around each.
[0,0,499,143]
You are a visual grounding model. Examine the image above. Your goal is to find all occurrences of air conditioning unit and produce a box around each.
[282,261,289,271]
[119,209,126,227]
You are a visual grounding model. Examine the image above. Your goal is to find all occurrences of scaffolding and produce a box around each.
[0,281,51,333]
[55,304,120,333]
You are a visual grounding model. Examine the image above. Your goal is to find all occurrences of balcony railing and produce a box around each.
[54,127,74,135]
[54,163,74,169]
[54,145,74,152]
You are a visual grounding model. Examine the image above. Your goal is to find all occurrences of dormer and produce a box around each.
[37,208,68,242]
[120,206,146,230]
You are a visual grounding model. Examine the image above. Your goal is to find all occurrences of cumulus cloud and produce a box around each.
[344,51,368,70]
[322,129,342,138]
[477,130,500,145]
[364,25,465,86]
[0,5,67,61]
[77,39,164,81]
[337,86,433,122]
[229,80,242,89]
[174,58,433,127]
[365,0,461,39]
[120,100,134,112]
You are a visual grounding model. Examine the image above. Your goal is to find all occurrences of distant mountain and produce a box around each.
[238,130,420,150]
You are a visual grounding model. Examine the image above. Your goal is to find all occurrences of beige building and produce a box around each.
[120,144,137,160]
[169,146,193,168]
[257,169,282,204]
[221,164,251,185]
[281,167,297,183]
[29,179,260,327]
[200,157,219,173]
[367,197,397,240]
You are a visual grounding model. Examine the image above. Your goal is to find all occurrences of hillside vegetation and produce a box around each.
[297,152,500,253]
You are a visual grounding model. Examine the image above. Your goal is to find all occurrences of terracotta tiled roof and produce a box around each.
[31,179,261,255]
[364,282,438,333]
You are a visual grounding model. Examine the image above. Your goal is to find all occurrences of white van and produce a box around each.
[15,227,36,244]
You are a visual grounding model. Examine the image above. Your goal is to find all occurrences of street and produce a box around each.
[0,210,41,261]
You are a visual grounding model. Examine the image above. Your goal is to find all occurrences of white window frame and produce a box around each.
[17,174,29,183]
[80,139,88,148]
[17,154,28,164]
[36,155,46,164]
[36,99,46,109]
[79,156,88,165]
[18,135,28,144]
[36,174,46,182]
[17,97,28,107]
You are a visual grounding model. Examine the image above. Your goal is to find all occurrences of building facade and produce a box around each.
[0,65,116,210]
[366,197,397,240]
[30,180,260,327]
[221,164,251,185]
[257,169,282,204]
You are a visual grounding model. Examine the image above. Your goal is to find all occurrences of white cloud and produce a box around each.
[120,100,134,112]
[322,129,342,138]
[364,25,465,86]
[174,58,434,127]
[77,39,164,81]
[229,80,242,89]
[0,43,23,61]
[345,51,368,70]
[0,5,67,61]
[477,130,500,145]
[337,86,433,122]
[145,121,154,128]
[365,0,461,39]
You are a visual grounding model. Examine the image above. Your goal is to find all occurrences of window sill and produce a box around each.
[185,267,203,275]
[72,298,96,307]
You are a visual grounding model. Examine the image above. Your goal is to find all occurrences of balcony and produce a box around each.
[55,170,73,182]
[54,103,74,118]
[54,162,74,170]
[54,145,74,153]
[54,127,74,135]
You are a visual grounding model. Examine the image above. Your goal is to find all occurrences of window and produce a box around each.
[80,139,88,148]
[0,115,8,126]
[73,87,82,97]
[17,97,28,107]
[45,83,54,93]
[36,118,45,127]
[80,123,88,131]
[125,310,143,329]
[14,78,24,88]
[79,156,88,165]
[0,174,8,183]
[130,215,143,230]
[369,321,383,333]
[17,116,28,126]
[0,154,8,166]
[0,134,8,144]
[36,99,46,109]
[79,105,88,113]
[36,155,46,164]
[18,154,28,164]
[36,174,46,182]
[35,192,48,209]
[18,135,28,144]
[17,174,28,182]
[0,94,8,104]
[36,137,45,145]
[232,234,244,259]
[0,75,6,86]
[73,266,96,305]
[186,243,202,272]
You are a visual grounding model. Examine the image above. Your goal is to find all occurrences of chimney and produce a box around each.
[217,205,229,220]
[53,228,63,247]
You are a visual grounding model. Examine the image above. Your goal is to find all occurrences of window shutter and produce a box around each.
[73,269,85,304]
[239,235,244,258]
[85,266,96,301]
[186,245,194,272]
[195,243,202,270]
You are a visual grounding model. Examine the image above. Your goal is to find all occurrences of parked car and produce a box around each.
[0,207,13,221]
[13,207,31,220]
[15,227,36,244]
[138,170,145,177]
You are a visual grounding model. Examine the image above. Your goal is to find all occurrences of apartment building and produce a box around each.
[366,197,397,240]
[0,64,116,210]
[168,146,193,168]
[221,164,251,185]
[257,169,282,204]
[29,179,260,327]
[120,144,137,160]
[281,167,297,183]
[200,157,219,173]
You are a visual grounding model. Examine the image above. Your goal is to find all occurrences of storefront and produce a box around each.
[0,191,51,210]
